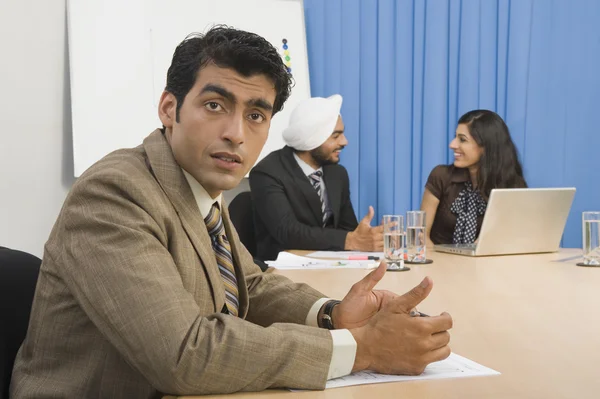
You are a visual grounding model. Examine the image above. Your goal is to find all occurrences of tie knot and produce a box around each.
[204,204,224,237]
[310,170,323,182]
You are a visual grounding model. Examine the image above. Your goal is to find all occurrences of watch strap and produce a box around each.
[321,300,341,330]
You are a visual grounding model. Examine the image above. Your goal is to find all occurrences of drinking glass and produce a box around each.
[406,211,427,263]
[583,212,600,266]
[383,215,407,270]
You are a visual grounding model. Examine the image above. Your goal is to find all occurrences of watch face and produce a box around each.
[322,314,334,330]
[321,300,341,330]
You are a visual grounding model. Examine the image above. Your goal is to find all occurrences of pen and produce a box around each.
[347,256,380,260]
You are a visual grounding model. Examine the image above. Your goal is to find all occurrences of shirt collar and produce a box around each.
[182,169,222,218]
[293,151,323,177]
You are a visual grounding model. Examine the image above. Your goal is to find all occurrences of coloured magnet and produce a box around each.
[285,56,291,61]
[282,38,288,44]
[285,61,291,67]
[284,50,289,55]
[286,67,292,73]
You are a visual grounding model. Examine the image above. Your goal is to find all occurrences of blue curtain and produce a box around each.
[303,0,600,247]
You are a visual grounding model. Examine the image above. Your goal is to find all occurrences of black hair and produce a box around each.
[457,109,527,198]
[165,25,292,121]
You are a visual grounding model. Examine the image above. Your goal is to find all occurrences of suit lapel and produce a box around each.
[142,129,226,313]
[280,146,323,225]
[323,166,342,227]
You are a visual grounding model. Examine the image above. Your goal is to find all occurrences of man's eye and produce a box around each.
[249,113,265,123]
[205,102,222,111]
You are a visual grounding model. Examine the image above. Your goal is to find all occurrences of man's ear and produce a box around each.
[158,91,177,128]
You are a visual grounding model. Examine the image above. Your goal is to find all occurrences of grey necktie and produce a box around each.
[309,170,329,227]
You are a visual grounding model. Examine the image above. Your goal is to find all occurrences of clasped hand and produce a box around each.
[332,262,453,375]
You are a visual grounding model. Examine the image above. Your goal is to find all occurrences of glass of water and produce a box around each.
[383,215,407,270]
[582,212,600,266]
[406,211,427,263]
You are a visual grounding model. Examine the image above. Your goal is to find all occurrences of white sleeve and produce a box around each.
[305,298,357,379]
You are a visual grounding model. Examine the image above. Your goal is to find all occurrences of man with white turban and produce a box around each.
[249,94,384,261]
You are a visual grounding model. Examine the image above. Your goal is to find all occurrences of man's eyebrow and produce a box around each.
[199,84,273,113]
[199,84,235,103]
[246,98,273,113]
[332,129,344,134]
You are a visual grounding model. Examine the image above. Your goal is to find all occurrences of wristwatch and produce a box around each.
[320,300,341,330]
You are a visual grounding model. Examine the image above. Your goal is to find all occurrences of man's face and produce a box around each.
[310,116,347,166]
[159,64,276,198]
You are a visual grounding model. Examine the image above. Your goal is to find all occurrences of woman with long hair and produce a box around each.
[421,110,527,245]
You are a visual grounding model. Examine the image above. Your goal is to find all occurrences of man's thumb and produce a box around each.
[390,277,433,313]
[351,261,387,293]
[360,206,375,226]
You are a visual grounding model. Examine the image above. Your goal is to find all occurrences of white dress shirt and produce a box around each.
[182,169,356,379]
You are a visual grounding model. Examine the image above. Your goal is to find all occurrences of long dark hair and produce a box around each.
[457,110,527,198]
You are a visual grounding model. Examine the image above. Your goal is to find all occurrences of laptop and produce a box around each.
[434,187,576,256]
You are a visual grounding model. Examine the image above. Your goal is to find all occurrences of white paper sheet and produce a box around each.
[307,251,385,259]
[319,353,499,390]
[266,252,378,270]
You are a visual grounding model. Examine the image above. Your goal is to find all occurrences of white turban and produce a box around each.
[282,94,343,151]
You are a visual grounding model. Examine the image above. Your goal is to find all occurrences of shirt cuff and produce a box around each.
[305,299,357,379]
[305,297,330,327]
[327,329,357,379]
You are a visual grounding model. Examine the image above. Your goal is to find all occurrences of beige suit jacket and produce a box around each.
[11,130,333,398]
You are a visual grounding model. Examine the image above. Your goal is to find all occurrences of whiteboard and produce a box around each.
[67,0,310,176]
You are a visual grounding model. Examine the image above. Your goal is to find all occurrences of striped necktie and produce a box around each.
[309,170,329,227]
[204,204,239,316]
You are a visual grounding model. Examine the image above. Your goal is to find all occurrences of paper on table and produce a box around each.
[266,252,378,270]
[292,353,499,391]
[307,251,385,259]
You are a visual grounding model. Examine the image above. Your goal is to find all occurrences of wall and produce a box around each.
[0,0,73,257]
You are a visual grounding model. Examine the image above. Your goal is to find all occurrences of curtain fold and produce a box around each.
[303,0,600,247]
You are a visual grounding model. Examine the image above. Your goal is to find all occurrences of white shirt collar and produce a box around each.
[182,169,222,218]
[293,151,323,177]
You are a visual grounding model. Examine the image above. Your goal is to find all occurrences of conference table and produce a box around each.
[166,248,600,399]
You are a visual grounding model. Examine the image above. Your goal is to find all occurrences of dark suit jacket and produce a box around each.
[249,146,358,261]
[10,130,333,399]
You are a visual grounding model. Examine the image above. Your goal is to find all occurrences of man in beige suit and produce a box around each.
[11,27,452,398]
